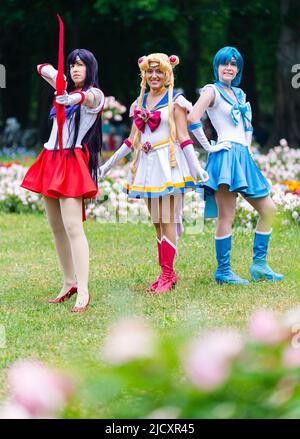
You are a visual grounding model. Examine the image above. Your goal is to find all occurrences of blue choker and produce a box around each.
[216,80,232,89]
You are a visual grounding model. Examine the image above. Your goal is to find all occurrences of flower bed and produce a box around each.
[1,141,300,228]
[102,96,126,124]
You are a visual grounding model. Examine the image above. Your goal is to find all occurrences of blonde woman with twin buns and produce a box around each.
[100,53,208,294]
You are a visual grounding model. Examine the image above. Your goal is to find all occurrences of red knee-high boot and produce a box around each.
[149,238,162,291]
[153,236,177,294]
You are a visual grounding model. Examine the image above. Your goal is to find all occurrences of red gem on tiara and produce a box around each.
[169,55,177,63]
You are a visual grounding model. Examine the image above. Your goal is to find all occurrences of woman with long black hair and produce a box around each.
[21,48,104,312]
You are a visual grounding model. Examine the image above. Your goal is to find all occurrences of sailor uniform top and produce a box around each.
[44,87,105,150]
[122,90,197,198]
[202,83,252,145]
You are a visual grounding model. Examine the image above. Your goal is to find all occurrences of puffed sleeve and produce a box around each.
[85,88,105,114]
[173,94,193,112]
[201,84,220,107]
[129,99,138,117]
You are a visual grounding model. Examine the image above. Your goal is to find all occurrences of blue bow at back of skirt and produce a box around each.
[196,143,270,218]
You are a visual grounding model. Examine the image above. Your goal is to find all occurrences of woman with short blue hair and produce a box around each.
[188,46,284,285]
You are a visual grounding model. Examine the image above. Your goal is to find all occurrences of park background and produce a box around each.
[0,0,300,420]
[0,0,300,147]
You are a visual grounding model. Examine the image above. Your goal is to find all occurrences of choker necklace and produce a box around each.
[216,80,232,89]
[150,86,166,95]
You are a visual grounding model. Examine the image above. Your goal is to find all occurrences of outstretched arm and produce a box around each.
[55,88,105,111]
[38,64,104,111]
[37,64,61,89]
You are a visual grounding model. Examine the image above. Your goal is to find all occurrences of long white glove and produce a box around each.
[189,122,232,153]
[181,141,209,183]
[56,91,85,106]
[99,141,132,180]
[245,130,254,158]
[37,64,60,89]
[37,63,57,79]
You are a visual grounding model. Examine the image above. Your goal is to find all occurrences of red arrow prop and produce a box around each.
[54,14,66,155]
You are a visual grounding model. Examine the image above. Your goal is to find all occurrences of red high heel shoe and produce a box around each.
[48,285,78,304]
[71,292,90,313]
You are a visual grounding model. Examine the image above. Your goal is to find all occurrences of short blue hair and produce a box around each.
[213,46,243,86]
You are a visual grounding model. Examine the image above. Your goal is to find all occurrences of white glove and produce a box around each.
[55,91,85,106]
[99,142,132,180]
[209,140,232,153]
[182,144,209,183]
[245,130,254,158]
[37,64,66,89]
[190,124,232,153]
[37,64,57,80]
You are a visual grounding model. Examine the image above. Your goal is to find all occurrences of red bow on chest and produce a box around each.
[133,108,161,133]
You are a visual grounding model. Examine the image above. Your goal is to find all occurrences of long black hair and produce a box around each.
[50,48,103,184]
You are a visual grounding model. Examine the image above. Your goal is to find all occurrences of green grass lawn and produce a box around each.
[0,213,299,416]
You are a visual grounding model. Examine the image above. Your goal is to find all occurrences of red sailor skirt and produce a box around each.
[20,145,98,220]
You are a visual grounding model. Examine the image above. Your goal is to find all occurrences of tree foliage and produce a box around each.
[0,0,298,147]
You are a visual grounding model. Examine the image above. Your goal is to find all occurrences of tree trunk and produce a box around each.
[270,0,300,147]
[182,17,200,103]
[226,2,259,124]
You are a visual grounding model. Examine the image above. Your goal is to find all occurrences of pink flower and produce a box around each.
[183,329,243,392]
[279,138,288,147]
[248,309,287,345]
[104,110,113,119]
[146,406,181,419]
[101,317,155,365]
[0,401,31,419]
[7,360,72,417]
[282,346,300,369]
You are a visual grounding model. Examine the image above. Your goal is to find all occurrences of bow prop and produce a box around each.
[54,14,66,155]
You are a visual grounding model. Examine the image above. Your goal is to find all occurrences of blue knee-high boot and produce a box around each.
[250,230,284,282]
[215,235,249,285]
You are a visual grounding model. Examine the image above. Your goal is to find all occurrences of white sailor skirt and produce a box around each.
[122,139,196,198]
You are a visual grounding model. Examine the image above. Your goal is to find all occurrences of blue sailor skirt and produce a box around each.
[197,142,270,218]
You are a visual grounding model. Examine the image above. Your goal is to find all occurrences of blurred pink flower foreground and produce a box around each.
[248,309,287,345]
[183,329,243,392]
[3,360,72,418]
[101,317,155,365]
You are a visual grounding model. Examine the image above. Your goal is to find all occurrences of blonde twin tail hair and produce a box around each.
[130,76,147,180]
[167,71,177,168]
[130,53,179,182]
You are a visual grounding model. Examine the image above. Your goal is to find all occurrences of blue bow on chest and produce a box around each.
[215,82,253,131]
[231,102,252,127]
